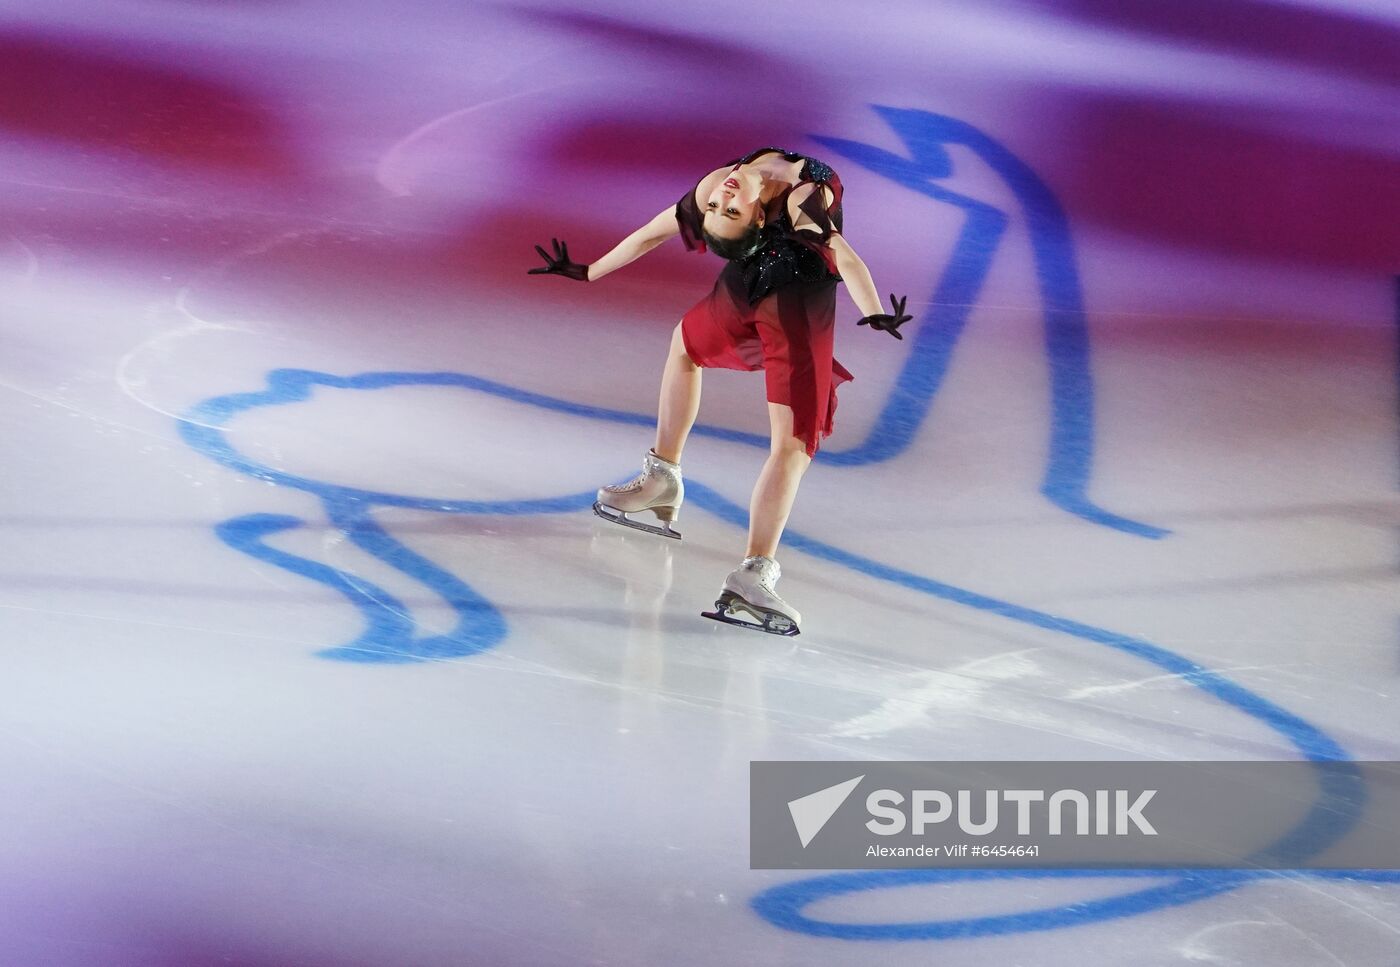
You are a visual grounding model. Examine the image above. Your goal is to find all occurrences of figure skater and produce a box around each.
[530,146,909,635]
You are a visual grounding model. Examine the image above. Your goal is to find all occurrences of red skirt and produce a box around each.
[681,262,853,457]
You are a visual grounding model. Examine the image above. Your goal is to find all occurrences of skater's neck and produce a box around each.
[740,153,804,206]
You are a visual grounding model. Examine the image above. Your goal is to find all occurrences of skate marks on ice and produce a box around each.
[176,368,1396,941]
[1,231,39,282]
[168,107,1395,939]
[177,367,795,661]
[753,107,1399,941]
[174,103,1167,664]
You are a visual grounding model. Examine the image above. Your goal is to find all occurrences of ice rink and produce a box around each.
[3,0,1399,963]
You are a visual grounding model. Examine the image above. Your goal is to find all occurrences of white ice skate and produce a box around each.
[592,449,684,540]
[701,555,801,636]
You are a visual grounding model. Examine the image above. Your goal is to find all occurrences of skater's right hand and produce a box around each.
[527,237,591,281]
[857,294,912,340]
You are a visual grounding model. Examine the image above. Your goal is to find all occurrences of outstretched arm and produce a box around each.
[820,225,911,339]
[529,207,680,282]
[787,183,888,319]
[827,233,885,318]
[584,206,681,281]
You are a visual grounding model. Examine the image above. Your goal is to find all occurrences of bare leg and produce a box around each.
[746,403,812,558]
[654,322,701,463]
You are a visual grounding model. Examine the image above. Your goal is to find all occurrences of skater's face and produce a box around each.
[703,167,764,241]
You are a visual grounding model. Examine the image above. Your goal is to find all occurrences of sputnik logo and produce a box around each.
[788,775,864,848]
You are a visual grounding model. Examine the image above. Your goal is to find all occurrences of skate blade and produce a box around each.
[701,592,800,637]
[592,501,681,540]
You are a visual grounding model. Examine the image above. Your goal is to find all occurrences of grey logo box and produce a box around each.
[750,761,1400,870]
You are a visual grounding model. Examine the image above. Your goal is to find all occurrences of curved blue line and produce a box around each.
[687,478,1365,936]
[179,368,768,510]
[1307,870,1400,882]
[684,483,1346,763]
[319,496,507,662]
[753,868,1253,940]
[813,107,1167,538]
[169,104,1383,944]
[215,508,507,662]
[178,368,1381,940]
[815,190,1008,471]
[217,513,417,659]
[754,865,1400,940]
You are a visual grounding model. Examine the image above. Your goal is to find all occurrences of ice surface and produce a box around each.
[2,1,1398,964]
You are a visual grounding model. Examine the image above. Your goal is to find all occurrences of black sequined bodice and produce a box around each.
[734,148,841,304]
[740,146,834,186]
[738,216,838,305]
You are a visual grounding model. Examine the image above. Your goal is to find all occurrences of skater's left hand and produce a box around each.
[857,294,912,340]
[528,237,590,281]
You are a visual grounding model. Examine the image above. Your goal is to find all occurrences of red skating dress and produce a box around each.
[675,147,854,457]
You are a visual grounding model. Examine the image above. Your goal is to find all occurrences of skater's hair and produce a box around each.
[702,223,767,261]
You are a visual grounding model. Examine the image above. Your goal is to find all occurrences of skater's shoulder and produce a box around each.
[798,154,836,185]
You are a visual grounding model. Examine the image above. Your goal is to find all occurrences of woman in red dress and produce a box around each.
[531,146,908,635]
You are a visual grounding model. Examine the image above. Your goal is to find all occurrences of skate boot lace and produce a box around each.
[608,472,646,494]
[605,460,653,495]
[744,557,781,596]
[605,453,678,497]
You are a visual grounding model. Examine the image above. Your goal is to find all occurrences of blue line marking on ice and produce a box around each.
[178,368,1379,937]
[172,105,1390,940]
[218,505,508,663]
[687,479,1368,934]
[682,483,1347,762]
[217,512,423,662]
[751,866,1400,940]
[813,107,1167,538]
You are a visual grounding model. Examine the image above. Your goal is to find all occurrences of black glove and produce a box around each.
[857,294,912,340]
[527,237,590,281]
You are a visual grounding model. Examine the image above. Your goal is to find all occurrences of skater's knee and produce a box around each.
[670,322,697,368]
[769,434,811,463]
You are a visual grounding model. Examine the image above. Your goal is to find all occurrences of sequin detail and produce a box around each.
[722,147,840,303]
[801,156,833,184]
[739,227,836,305]
[676,146,842,290]
[738,146,834,186]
